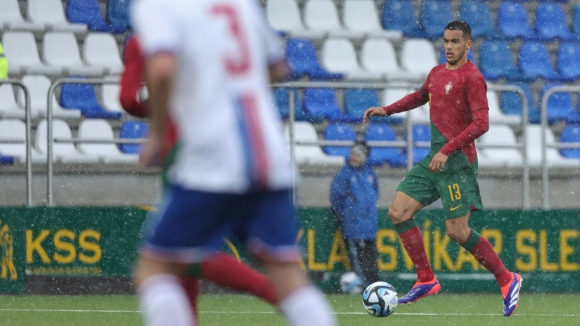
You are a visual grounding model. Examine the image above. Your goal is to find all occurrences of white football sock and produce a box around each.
[279,285,337,326]
[138,274,196,326]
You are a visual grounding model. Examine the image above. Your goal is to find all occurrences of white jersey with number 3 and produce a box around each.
[132,0,293,193]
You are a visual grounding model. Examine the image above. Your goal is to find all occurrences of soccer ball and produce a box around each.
[339,272,363,295]
[361,281,398,317]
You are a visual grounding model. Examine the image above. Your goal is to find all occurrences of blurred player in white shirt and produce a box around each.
[131,0,336,325]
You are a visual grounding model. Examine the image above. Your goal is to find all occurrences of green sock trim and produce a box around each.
[461,230,481,252]
[393,218,418,233]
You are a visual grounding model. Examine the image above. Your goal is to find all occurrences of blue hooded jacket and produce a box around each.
[330,163,379,240]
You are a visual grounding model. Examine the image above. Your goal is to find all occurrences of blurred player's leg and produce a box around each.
[180,275,200,323]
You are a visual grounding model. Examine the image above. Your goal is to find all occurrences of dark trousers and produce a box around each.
[344,238,380,287]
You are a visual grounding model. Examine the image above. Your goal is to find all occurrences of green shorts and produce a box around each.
[397,163,484,219]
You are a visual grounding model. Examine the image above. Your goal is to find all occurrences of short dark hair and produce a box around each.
[444,20,472,40]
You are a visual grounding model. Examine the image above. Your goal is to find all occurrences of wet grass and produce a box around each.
[0,293,579,325]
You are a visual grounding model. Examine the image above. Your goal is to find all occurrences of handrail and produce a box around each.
[0,79,32,206]
[540,86,580,209]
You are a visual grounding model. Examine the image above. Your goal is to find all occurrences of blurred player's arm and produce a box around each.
[119,37,148,118]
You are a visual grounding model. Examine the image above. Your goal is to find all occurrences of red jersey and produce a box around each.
[383,61,489,171]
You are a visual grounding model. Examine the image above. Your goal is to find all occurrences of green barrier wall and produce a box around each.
[1,207,579,293]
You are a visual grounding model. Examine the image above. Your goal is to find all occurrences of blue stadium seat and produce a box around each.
[560,126,580,159]
[535,3,576,41]
[66,0,127,33]
[0,154,15,165]
[479,41,530,82]
[518,42,565,81]
[285,39,343,81]
[459,2,506,40]
[420,0,453,41]
[119,121,149,154]
[497,2,538,40]
[60,81,122,120]
[405,124,431,165]
[344,89,378,121]
[541,84,580,124]
[557,43,580,81]
[364,124,406,167]
[381,0,425,39]
[500,83,541,124]
[273,88,322,122]
[322,123,357,158]
[573,5,580,37]
[107,0,132,31]
[303,88,359,123]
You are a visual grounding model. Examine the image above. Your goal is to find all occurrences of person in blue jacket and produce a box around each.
[330,144,380,287]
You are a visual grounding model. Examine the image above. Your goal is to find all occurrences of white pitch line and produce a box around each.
[0,308,579,317]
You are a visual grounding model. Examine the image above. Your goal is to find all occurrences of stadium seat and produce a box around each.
[365,124,406,167]
[407,124,431,164]
[266,0,324,39]
[274,88,322,122]
[27,0,87,34]
[303,0,364,39]
[35,119,100,163]
[476,125,523,168]
[500,83,541,124]
[102,82,125,114]
[284,122,344,166]
[344,89,379,120]
[303,88,359,123]
[66,0,126,33]
[43,32,104,76]
[459,1,505,40]
[573,5,580,38]
[0,84,25,119]
[78,120,138,163]
[342,0,402,40]
[540,84,580,124]
[19,75,81,119]
[321,38,382,81]
[535,3,576,41]
[59,81,122,119]
[526,125,579,167]
[400,39,438,79]
[487,89,521,125]
[497,2,538,40]
[0,0,44,32]
[360,38,423,82]
[83,33,124,75]
[518,42,564,81]
[479,41,530,82]
[106,0,132,32]
[0,119,45,164]
[381,87,425,124]
[560,126,580,159]
[556,42,580,81]
[381,0,425,39]
[285,38,343,81]
[420,0,454,41]
[322,123,357,159]
[2,32,63,76]
[119,121,149,154]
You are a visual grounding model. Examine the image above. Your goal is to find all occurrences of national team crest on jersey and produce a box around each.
[445,82,453,95]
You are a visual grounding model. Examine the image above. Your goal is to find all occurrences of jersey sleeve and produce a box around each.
[131,0,182,57]
[119,37,147,118]
[383,73,430,115]
[465,73,489,112]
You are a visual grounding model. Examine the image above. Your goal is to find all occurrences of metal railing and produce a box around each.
[0,79,32,206]
[540,86,580,209]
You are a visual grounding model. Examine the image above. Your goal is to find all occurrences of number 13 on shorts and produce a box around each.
[447,183,461,201]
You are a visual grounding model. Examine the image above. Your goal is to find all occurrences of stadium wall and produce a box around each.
[1,207,580,294]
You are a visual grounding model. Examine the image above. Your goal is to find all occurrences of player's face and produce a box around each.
[443,29,473,67]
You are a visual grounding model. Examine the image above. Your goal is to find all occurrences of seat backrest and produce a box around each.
[365,124,397,141]
[304,0,342,31]
[267,0,304,31]
[102,83,124,112]
[459,1,493,39]
[65,0,104,26]
[500,83,538,117]
[292,121,319,142]
[0,84,21,112]
[557,43,580,73]
[382,0,420,35]
[43,32,83,66]
[35,119,75,153]
[273,88,300,120]
[0,119,25,140]
[519,42,554,76]
[383,87,412,106]
[0,0,25,24]
[20,74,51,113]
[286,38,320,75]
[343,0,381,32]
[479,41,518,77]
[412,124,431,142]
[479,125,518,146]
[2,32,43,65]
[78,119,116,154]
[60,82,99,110]
[560,125,580,158]
[119,121,149,154]
[344,89,380,117]
[535,3,570,39]
[107,0,131,29]
[322,123,356,157]
[573,5,580,35]
[83,33,123,67]
[303,88,340,117]
[420,0,454,39]
[401,39,437,73]
[497,2,534,37]
[361,38,399,72]
[28,0,68,24]
[540,83,573,120]
[321,38,358,72]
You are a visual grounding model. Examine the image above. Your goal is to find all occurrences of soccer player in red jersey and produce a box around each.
[363,21,522,317]
[119,35,278,312]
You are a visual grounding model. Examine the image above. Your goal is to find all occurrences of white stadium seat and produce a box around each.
[0,84,25,119]
[477,125,523,167]
[102,83,125,113]
[35,119,99,163]
[2,32,62,76]
[360,38,423,82]
[266,0,324,39]
[303,0,364,39]
[286,122,345,166]
[382,87,430,123]
[343,0,402,40]
[0,119,45,163]
[83,33,124,75]
[525,125,579,167]
[19,75,81,119]
[27,0,87,34]
[321,38,382,81]
[400,39,438,78]
[43,32,104,76]
[487,89,521,125]
[78,120,138,163]
[0,0,45,32]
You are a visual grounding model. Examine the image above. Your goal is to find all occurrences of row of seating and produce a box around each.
[0,119,147,164]
[267,0,580,42]
[0,0,131,34]
[289,121,580,168]
[3,31,123,77]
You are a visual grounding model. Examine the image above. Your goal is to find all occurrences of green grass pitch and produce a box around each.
[1,293,579,326]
